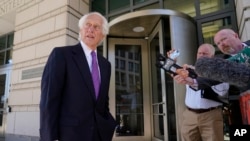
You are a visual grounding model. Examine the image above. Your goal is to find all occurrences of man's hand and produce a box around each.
[172,65,195,86]
[173,74,194,85]
[166,49,178,62]
[182,64,195,70]
[175,64,195,79]
[176,69,189,78]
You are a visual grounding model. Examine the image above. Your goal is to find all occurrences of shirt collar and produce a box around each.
[80,41,96,56]
[242,43,248,47]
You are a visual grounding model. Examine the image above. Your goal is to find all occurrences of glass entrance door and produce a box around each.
[108,18,177,141]
[0,67,11,140]
[108,38,151,141]
[149,19,176,141]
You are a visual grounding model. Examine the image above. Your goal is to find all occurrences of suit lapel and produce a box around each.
[72,43,96,100]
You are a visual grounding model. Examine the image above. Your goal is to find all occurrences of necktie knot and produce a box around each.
[91,51,100,99]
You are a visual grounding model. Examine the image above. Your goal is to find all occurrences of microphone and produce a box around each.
[194,57,250,87]
[156,53,197,78]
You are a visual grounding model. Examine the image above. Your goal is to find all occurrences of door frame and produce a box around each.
[108,38,151,141]
[0,65,11,138]
[148,19,169,141]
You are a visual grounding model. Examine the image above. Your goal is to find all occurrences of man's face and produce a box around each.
[80,15,104,50]
[214,31,241,55]
[197,45,213,59]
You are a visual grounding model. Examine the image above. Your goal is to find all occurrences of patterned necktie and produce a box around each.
[91,51,100,98]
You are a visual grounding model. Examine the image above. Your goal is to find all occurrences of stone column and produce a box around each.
[234,0,250,41]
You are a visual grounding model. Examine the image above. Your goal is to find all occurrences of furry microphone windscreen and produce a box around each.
[194,57,250,87]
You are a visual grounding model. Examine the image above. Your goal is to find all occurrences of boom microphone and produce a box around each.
[194,57,250,88]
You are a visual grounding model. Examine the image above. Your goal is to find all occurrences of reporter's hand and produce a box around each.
[173,74,187,84]
[173,74,194,86]
[166,49,177,62]
[182,64,195,70]
[176,69,188,78]
[184,76,195,86]
[167,49,175,57]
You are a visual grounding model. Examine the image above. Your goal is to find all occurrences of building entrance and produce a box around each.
[0,66,11,140]
[108,38,151,141]
[106,9,197,141]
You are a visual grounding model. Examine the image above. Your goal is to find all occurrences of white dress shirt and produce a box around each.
[185,82,229,109]
[80,41,101,80]
[80,41,96,71]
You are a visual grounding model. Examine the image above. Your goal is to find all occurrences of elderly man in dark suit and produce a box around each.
[40,12,117,141]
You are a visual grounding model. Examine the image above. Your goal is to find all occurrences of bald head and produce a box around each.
[214,29,243,55]
[197,43,215,59]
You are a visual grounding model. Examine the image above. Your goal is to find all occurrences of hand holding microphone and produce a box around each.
[173,67,196,86]
[156,49,197,79]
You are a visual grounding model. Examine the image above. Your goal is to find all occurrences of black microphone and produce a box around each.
[194,57,250,87]
[156,54,197,78]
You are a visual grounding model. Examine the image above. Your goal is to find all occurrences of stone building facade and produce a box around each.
[0,0,249,141]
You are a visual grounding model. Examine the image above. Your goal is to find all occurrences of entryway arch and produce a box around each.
[105,9,197,141]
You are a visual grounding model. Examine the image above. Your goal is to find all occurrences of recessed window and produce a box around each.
[202,17,232,45]
[200,0,229,15]
[0,33,13,65]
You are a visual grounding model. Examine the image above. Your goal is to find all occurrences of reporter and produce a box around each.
[195,28,250,125]
[196,29,250,89]
[169,44,229,141]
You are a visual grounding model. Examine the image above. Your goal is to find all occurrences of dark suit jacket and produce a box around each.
[244,40,250,46]
[40,43,117,141]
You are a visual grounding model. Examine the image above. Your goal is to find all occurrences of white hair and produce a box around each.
[78,12,109,38]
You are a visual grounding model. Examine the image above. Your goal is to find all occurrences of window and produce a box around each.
[0,33,13,65]
[164,0,196,17]
[109,0,130,13]
[91,0,106,15]
[202,17,232,44]
[200,0,229,15]
[134,0,150,5]
[128,62,133,72]
[115,45,144,136]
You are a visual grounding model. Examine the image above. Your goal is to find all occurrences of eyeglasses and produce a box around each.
[84,23,101,31]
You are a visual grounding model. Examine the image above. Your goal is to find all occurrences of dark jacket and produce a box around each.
[40,43,117,141]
